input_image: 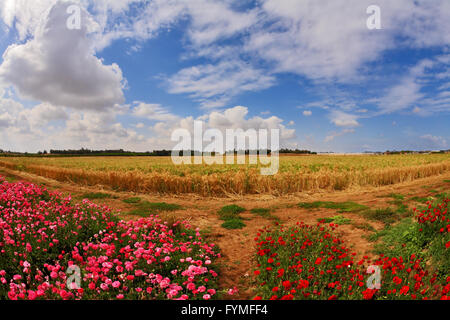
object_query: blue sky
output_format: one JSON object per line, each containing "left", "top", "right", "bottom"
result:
{"left": 0, "top": 0, "right": 449, "bottom": 153}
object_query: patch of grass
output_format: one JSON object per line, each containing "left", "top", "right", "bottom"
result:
{"left": 352, "top": 222, "right": 376, "bottom": 232}
{"left": 250, "top": 208, "right": 280, "bottom": 222}
{"left": 122, "top": 197, "right": 142, "bottom": 204}
{"left": 127, "top": 201, "right": 182, "bottom": 217}
{"left": 362, "top": 207, "right": 398, "bottom": 225}
{"left": 428, "top": 189, "right": 439, "bottom": 194}
{"left": 218, "top": 205, "right": 246, "bottom": 229}
{"left": 387, "top": 199, "right": 403, "bottom": 207}
{"left": 251, "top": 208, "right": 270, "bottom": 215}
{"left": 410, "top": 196, "right": 430, "bottom": 203}
{"left": 318, "top": 215, "right": 352, "bottom": 225}
{"left": 371, "top": 218, "right": 427, "bottom": 259}
{"left": 139, "top": 201, "right": 182, "bottom": 211}
{"left": 444, "top": 180, "right": 450, "bottom": 183}
{"left": 218, "top": 205, "right": 246, "bottom": 220}
{"left": 221, "top": 219, "right": 246, "bottom": 230}
{"left": 4, "top": 176, "right": 17, "bottom": 183}
{"left": 387, "top": 193, "right": 405, "bottom": 200}
{"left": 80, "top": 192, "right": 117, "bottom": 200}
{"left": 298, "top": 201, "right": 368, "bottom": 213}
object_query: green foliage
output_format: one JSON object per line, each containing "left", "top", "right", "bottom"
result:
{"left": 372, "top": 218, "right": 425, "bottom": 257}
{"left": 362, "top": 207, "right": 398, "bottom": 225}
{"left": 128, "top": 201, "right": 182, "bottom": 217}
{"left": 122, "top": 197, "right": 142, "bottom": 204}
{"left": 318, "top": 215, "right": 352, "bottom": 225}
{"left": 80, "top": 192, "right": 117, "bottom": 200}
{"left": 410, "top": 196, "right": 430, "bottom": 203}
{"left": 352, "top": 222, "right": 376, "bottom": 232}
{"left": 250, "top": 208, "right": 280, "bottom": 222}
{"left": 218, "top": 205, "right": 246, "bottom": 229}
{"left": 218, "top": 205, "right": 246, "bottom": 220}
{"left": 298, "top": 201, "right": 368, "bottom": 213}
{"left": 387, "top": 193, "right": 405, "bottom": 200}
{"left": 221, "top": 219, "right": 246, "bottom": 230}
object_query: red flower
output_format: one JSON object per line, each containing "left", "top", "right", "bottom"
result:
{"left": 399, "top": 286, "right": 409, "bottom": 295}
{"left": 362, "top": 288, "right": 377, "bottom": 300}
{"left": 393, "top": 276, "right": 402, "bottom": 285}
{"left": 315, "top": 257, "right": 322, "bottom": 265}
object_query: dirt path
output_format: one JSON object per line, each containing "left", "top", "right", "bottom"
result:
{"left": 1, "top": 167, "right": 449, "bottom": 299}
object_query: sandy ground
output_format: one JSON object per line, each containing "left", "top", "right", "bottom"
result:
{"left": 1, "top": 166, "right": 449, "bottom": 299}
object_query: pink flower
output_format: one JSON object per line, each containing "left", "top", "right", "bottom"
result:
{"left": 112, "top": 281, "right": 121, "bottom": 288}
{"left": 13, "top": 275, "right": 22, "bottom": 281}
{"left": 116, "top": 294, "right": 124, "bottom": 299}
{"left": 100, "top": 283, "right": 109, "bottom": 291}
{"left": 203, "top": 294, "right": 211, "bottom": 300}
{"left": 198, "top": 286, "right": 206, "bottom": 293}
{"left": 187, "top": 283, "right": 195, "bottom": 291}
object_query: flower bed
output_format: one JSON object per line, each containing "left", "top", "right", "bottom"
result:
{"left": 0, "top": 176, "right": 222, "bottom": 300}
{"left": 253, "top": 198, "right": 449, "bottom": 300}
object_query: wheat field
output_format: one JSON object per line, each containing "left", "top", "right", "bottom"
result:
{"left": 0, "top": 154, "right": 449, "bottom": 196}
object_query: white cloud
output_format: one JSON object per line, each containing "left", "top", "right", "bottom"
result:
{"left": 166, "top": 60, "right": 276, "bottom": 108}
{"left": 148, "top": 106, "right": 296, "bottom": 150}
{"left": 329, "top": 110, "right": 360, "bottom": 127}
{"left": 132, "top": 102, "right": 179, "bottom": 122}
{"left": 303, "top": 110, "right": 312, "bottom": 116}
{"left": 0, "top": 1, "right": 125, "bottom": 111}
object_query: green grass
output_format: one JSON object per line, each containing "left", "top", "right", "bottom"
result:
{"left": 298, "top": 201, "right": 368, "bottom": 213}
{"left": 80, "top": 192, "right": 117, "bottom": 200}
{"left": 410, "top": 196, "right": 430, "bottom": 203}
{"left": 221, "top": 219, "right": 246, "bottom": 230}
{"left": 318, "top": 215, "right": 352, "bottom": 225}
{"left": 370, "top": 218, "right": 431, "bottom": 260}
{"left": 362, "top": 207, "right": 398, "bottom": 225}
{"left": 352, "top": 222, "right": 376, "bottom": 232}
{"left": 128, "top": 201, "right": 182, "bottom": 217}
{"left": 4, "top": 176, "right": 17, "bottom": 183}
{"left": 250, "top": 208, "right": 280, "bottom": 222}
{"left": 218, "top": 205, "right": 246, "bottom": 229}
{"left": 122, "top": 197, "right": 142, "bottom": 204}
{"left": 387, "top": 193, "right": 405, "bottom": 200}
{"left": 218, "top": 205, "right": 246, "bottom": 220}
{"left": 444, "top": 180, "right": 450, "bottom": 183}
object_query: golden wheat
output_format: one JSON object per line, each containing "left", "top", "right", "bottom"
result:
{"left": 0, "top": 154, "right": 449, "bottom": 196}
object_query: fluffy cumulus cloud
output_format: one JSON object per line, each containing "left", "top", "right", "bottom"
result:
{"left": 132, "top": 102, "right": 179, "bottom": 122}
{"left": 329, "top": 110, "right": 360, "bottom": 128}
{"left": 145, "top": 106, "right": 296, "bottom": 151}
{"left": 0, "top": 0, "right": 125, "bottom": 110}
